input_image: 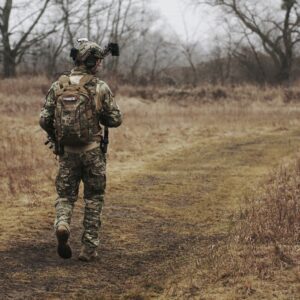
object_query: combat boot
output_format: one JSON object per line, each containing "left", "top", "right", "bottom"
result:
{"left": 56, "top": 225, "right": 72, "bottom": 259}
{"left": 78, "top": 246, "right": 98, "bottom": 262}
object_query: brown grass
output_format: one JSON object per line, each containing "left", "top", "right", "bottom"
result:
{"left": 216, "top": 158, "right": 300, "bottom": 281}
{"left": 0, "top": 75, "right": 49, "bottom": 95}
{"left": 238, "top": 159, "right": 300, "bottom": 244}
{"left": 119, "top": 83, "right": 300, "bottom": 104}
{"left": 165, "top": 155, "right": 300, "bottom": 299}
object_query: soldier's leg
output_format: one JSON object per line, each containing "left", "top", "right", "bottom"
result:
{"left": 55, "top": 152, "right": 81, "bottom": 232}
{"left": 81, "top": 147, "right": 106, "bottom": 252}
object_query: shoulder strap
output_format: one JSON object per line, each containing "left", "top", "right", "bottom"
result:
{"left": 79, "top": 74, "right": 94, "bottom": 86}
{"left": 58, "top": 75, "right": 70, "bottom": 88}
{"left": 54, "top": 75, "right": 70, "bottom": 97}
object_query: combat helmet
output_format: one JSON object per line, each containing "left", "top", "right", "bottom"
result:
{"left": 70, "top": 38, "right": 120, "bottom": 68}
{"left": 70, "top": 38, "right": 104, "bottom": 68}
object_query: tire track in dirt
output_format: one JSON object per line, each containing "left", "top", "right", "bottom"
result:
{"left": 1, "top": 128, "right": 300, "bottom": 299}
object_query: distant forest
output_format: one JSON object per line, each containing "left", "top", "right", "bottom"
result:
{"left": 1, "top": 0, "right": 300, "bottom": 85}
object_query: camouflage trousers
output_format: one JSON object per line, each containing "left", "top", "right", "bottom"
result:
{"left": 55, "top": 146, "right": 106, "bottom": 249}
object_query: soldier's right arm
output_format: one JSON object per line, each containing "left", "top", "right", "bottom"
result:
{"left": 39, "top": 82, "right": 59, "bottom": 135}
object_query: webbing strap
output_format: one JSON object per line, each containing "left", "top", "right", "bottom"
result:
{"left": 79, "top": 74, "right": 94, "bottom": 86}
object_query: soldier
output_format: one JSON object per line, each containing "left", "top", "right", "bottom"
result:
{"left": 39, "top": 39, "right": 122, "bottom": 261}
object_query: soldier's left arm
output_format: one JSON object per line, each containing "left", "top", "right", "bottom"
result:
{"left": 96, "top": 81, "right": 122, "bottom": 128}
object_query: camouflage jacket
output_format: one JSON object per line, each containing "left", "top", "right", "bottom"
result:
{"left": 39, "top": 66, "right": 122, "bottom": 138}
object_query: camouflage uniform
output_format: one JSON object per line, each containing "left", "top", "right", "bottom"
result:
{"left": 40, "top": 65, "right": 122, "bottom": 251}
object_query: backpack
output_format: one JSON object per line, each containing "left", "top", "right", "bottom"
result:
{"left": 54, "top": 74, "right": 99, "bottom": 146}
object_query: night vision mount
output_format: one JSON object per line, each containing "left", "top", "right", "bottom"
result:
{"left": 102, "top": 43, "right": 120, "bottom": 57}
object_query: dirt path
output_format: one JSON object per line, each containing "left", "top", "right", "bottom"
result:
{"left": 2, "top": 127, "right": 300, "bottom": 299}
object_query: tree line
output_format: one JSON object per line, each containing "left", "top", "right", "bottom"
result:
{"left": 1, "top": 0, "right": 300, "bottom": 85}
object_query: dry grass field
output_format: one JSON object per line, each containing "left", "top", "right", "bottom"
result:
{"left": 1, "top": 76, "right": 300, "bottom": 299}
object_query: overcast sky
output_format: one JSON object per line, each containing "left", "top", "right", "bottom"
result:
{"left": 151, "top": 0, "right": 284, "bottom": 51}
{"left": 151, "top": 0, "right": 217, "bottom": 44}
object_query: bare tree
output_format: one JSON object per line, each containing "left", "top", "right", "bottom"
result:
{"left": 194, "top": 0, "right": 300, "bottom": 83}
{"left": 231, "top": 32, "right": 269, "bottom": 83}
{"left": 45, "top": 30, "right": 67, "bottom": 77}
{"left": 117, "top": 2, "right": 159, "bottom": 83}
{"left": 108, "top": 0, "right": 133, "bottom": 73}
{"left": 0, "top": 0, "right": 56, "bottom": 77}
{"left": 84, "top": 0, "right": 114, "bottom": 42}
{"left": 208, "top": 37, "right": 233, "bottom": 85}
{"left": 56, "top": 0, "right": 79, "bottom": 47}
{"left": 179, "top": 40, "right": 200, "bottom": 86}
{"left": 169, "top": 8, "right": 203, "bottom": 87}
{"left": 95, "top": 1, "right": 115, "bottom": 44}
{"left": 147, "top": 36, "right": 179, "bottom": 84}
